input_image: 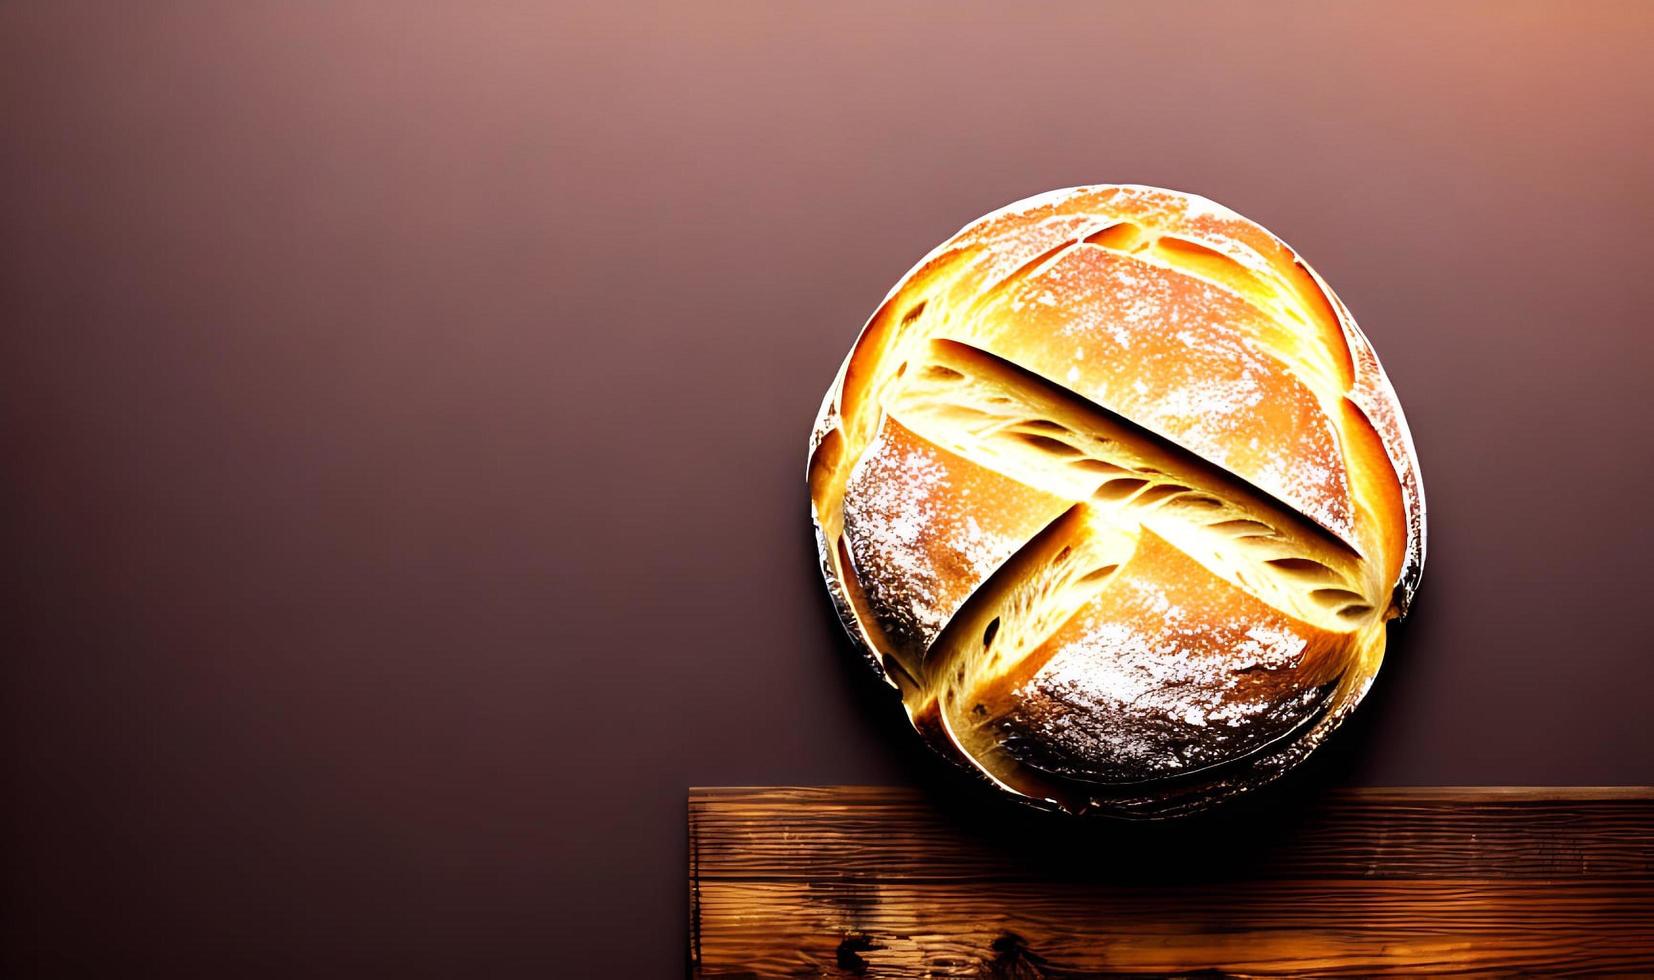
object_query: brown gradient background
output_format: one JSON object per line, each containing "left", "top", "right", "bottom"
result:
{"left": 2, "top": 1, "right": 1652, "bottom": 976}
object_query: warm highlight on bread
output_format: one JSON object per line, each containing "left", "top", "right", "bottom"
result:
{"left": 809, "top": 186, "right": 1425, "bottom": 817}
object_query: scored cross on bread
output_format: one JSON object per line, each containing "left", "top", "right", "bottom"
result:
{"left": 809, "top": 186, "right": 1424, "bottom": 816}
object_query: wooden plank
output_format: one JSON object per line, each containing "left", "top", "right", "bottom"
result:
{"left": 690, "top": 786, "right": 1654, "bottom": 977}
{"left": 692, "top": 786, "right": 1654, "bottom": 883}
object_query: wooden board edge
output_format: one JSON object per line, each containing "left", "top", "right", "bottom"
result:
{"left": 691, "top": 784, "right": 1654, "bottom": 806}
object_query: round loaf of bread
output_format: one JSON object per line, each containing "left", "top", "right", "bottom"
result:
{"left": 808, "top": 186, "right": 1424, "bottom": 817}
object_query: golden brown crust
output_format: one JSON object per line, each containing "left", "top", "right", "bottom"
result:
{"left": 808, "top": 186, "right": 1424, "bottom": 816}
{"left": 841, "top": 416, "right": 1070, "bottom": 663}
{"left": 978, "top": 529, "right": 1349, "bottom": 787}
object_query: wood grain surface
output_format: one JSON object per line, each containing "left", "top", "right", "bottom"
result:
{"left": 689, "top": 786, "right": 1654, "bottom": 977}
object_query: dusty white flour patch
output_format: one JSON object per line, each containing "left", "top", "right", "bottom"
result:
{"left": 842, "top": 434, "right": 1024, "bottom": 652}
